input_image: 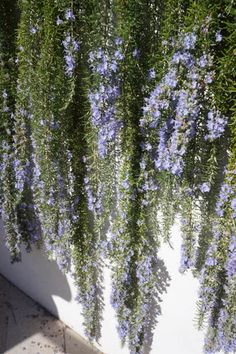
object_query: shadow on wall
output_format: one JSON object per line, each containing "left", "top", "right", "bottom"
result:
{"left": 0, "top": 219, "right": 72, "bottom": 353}
{"left": 143, "top": 258, "right": 171, "bottom": 354}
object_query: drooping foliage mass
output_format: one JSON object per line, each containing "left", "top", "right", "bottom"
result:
{"left": 0, "top": 0, "right": 235, "bottom": 353}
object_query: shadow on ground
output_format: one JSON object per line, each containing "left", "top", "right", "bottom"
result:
{"left": 0, "top": 274, "right": 102, "bottom": 354}
{"left": 0, "top": 217, "right": 103, "bottom": 354}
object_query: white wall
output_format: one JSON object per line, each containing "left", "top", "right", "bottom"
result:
{"left": 0, "top": 219, "right": 214, "bottom": 354}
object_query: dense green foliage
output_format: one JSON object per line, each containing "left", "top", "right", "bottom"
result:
{"left": 0, "top": 1, "right": 235, "bottom": 353}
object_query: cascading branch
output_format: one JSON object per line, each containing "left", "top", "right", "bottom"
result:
{"left": 0, "top": 0, "right": 235, "bottom": 353}
{"left": 88, "top": 39, "right": 124, "bottom": 158}
{"left": 14, "top": 0, "right": 77, "bottom": 271}
{"left": 142, "top": 25, "right": 229, "bottom": 272}
{"left": 196, "top": 155, "right": 236, "bottom": 354}
{"left": 0, "top": 0, "right": 23, "bottom": 261}
{"left": 108, "top": 1, "right": 172, "bottom": 353}
{"left": 194, "top": 2, "right": 236, "bottom": 352}
{"left": 13, "top": 0, "right": 43, "bottom": 256}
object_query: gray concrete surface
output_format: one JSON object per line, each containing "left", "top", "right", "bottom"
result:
{"left": 0, "top": 274, "right": 103, "bottom": 354}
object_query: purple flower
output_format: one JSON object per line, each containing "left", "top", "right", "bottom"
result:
{"left": 206, "top": 257, "right": 216, "bottom": 266}
{"left": 97, "top": 60, "right": 108, "bottom": 75}
{"left": 216, "top": 183, "right": 234, "bottom": 217}
{"left": 221, "top": 183, "right": 233, "bottom": 200}
{"left": 115, "top": 37, "right": 123, "bottom": 46}
{"left": 140, "top": 159, "right": 146, "bottom": 170}
{"left": 88, "top": 46, "right": 123, "bottom": 157}
{"left": 205, "top": 111, "right": 227, "bottom": 140}
{"left": 47, "top": 197, "right": 54, "bottom": 206}
{"left": 216, "top": 201, "right": 224, "bottom": 217}
{"left": 62, "top": 33, "right": 79, "bottom": 77}
{"left": 145, "top": 142, "right": 152, "bottom": 151}
{"left": 121, "top": 178, "right": 129, "bottom": 190}
{"left": 231, "top": 198, "right": 236, "bottom": 211}
{"left": 65, "top": 9, "right": 75, "bottom": 21}
{"left": 179, "top": 244, "right": 194, "bottom": 273}
{"left": 65, "top": 54, "right": 75, "bottom": 75}
{"left": 72, "top": 40, "right": 80, "bottom": 52}
{"left": 225, "top": 236, "right": 236, "bottom": 277}
{"left": 114, "top": 50, "right": 124, "bottom": 60}
{"left": 172, "top": 51, "right": 182, "bottom": 64}
{"left": 183, "top": 32, "right": 197, "bottom": 50}
{"left": 200, "top": 182, "right": 211, "bottom": 193}
{"left": 136, "top": 256, "right": 152, "bottom": 284}
{"left": 216, "top": 31, "right": 222, "bottom": 42}
{"left": 56, "top": 16, "right": 63, "bottom": 25}
{"left": 148, "top": 69, "right": 156, "bottom": 79}
{"left": 132, "top": 48, "right": 139, "bottom": 58}
{"left": 2, "top": 89, "right": 7, "bottom": 99}
{"left": 205, "top": 72, "right": 213, "bottom": 84}
{"left": 110, "top": 61, "right": 118, "bottom": 72}
{"left": 30, "top": 26, "right": 37, "bottom": 34}
{"left": 164, "top": 69, "right": 177, "bottom": 88}
{"left": 199, "top": 54, "right": 208, "bottom": 68}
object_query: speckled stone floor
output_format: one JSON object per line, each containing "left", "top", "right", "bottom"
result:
{"left": 0, "top": 274, "right": 103, "bottom": 354}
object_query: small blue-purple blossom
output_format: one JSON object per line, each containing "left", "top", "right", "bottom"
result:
{"left": 56, "top": 16, "right": 63, "bottom": 25}
{"left": 172, "top": 51, "right": 194, "bottom": 68}
{"left": 88, "top": 44, "right": 123, "bottom": 157}
{"left": 205, "top": 111, "right": 227, "bottom": 140}
{"left": 121, "top": 176, "right": 129, "bottom": 190}
{"left": 198, "top": 54, "right": 208, "bottom": 68}
{"left": 140, "top": 159, "right": 146, "bottom": 170}
{"left": 148, "top": 68, "right": 156, "bottom": 79}
{"left": 225, "top": 236, "right": 236, "bottom": 278}
{"left": 115, "top": 37, "right": 123, "bottom": 46}
{"left": 136, "top": 256, "right": 153, "bottom": 285}
{"left": 216, "top": 183, "right": 233, "bottom": 217}
{"left": 183, "top": 32, "right": 197, "bottom": 50}
{"left": 216, "top": 201, "right": 224, "bottom": 217}
{"left": 132, "top": 48, "right": 139, "bottom": 58}
{"left": 205, "top": 72, "right": 213, "bottom": 84}
{"left": 114, "top": 50, "right": 124, "bottom": 60}
{"left": 216, "top": 307, "right": 236, "bottom": 353}
{"left": 179, "top": 243, "right": 194, "bottom": 273}
{"left": 65, "top": 8, "right": 75, "bottom": 21}
{"left": 216, "top": 31, "right": 222, "bottom": 42}
{"left": 141, "top": 32, "right": 215, "bottom": 178}
{"left": 64, "top": 55, "right": 75, "bottom": 75}
{"left": 84, "top": 174, "right": 103, "bottom": 216}
{"left": 200, "top": 182, "right": 211, "bottom": 193}
{"left": 152, "top": 87, "right": 198, "bottom": 176}
{"left": 231, "top": 198, "right": 236, "bottom": 211}
{"left": 205, "top": 256, "right": 216, "bottom": 266}
{"left": 2, "top": 89, "right": 9, "bottom": 112}
{"left": 2, "top": 89, "right": 7, "bottom": 99}
{"left": 62, "top": 33, "right": 79, "bottom": 77}
{"left": 164, "top": 69, "right": 177, "bottom": 88}
{"left": 30, "top": 26, "right": 37, "bottom": 34}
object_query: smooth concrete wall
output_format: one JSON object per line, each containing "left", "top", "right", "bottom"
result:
{"left": 0, "top": 219, "right": 219, "bottom": 354}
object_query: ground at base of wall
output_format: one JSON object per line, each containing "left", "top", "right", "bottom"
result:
{"left": 0, "top": 274, "right": 103, "bottom": 354}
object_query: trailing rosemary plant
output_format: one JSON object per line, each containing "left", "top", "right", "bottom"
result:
{"left": 0, "top": 0, "right": 235, "bottom": 352}
{"left": 0, "top": 0, "right": 22, "bottom": 261}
